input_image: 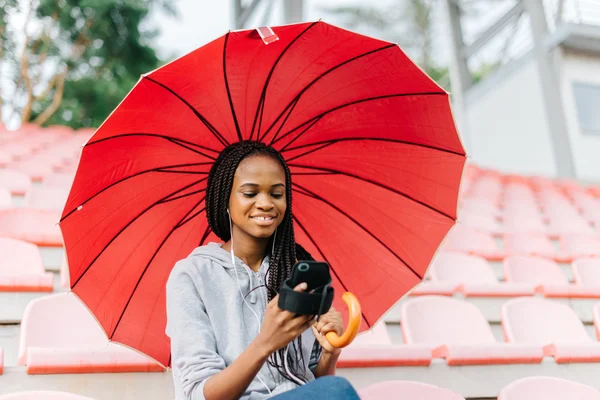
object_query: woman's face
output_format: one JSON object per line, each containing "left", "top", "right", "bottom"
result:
{"left": 228, "top": 154, "right": 287, "bottom": 240}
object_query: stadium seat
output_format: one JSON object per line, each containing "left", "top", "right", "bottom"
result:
{"left": 547, "top": 215, "right": 595, "bottom": 237}
{"left": 498, "top": 376, "right": 600, "bottom": 400}
{"left": 0, "top": 170, "right": 32, "bottom": 196}
{"left": 401, "top": 296, "right": 543, "bottom": 365}
{"left": 504, "top": 233, "right": 568, "bottom": 261}
{"left": 0, "top": 346, "right": 3, "bottom": 374}
{"left": 459, "top": 212, "right": 503, "bottom": 236}
{"left": 0, "top": 391, "right": 95, "bottom": 400}
{"left": 573, "top": 258, "right": 600, "bottom": 288}
{"left": 0, "top": 188, "right": 10, "bottom": 208}
{"left": 440, "top": 224, "right": 504, "bottom": 260}
{"left": 60, "top": 258, "right": 70, "bottom": 289}
{"left": 0, "top": 208, "right": 62, "bottom": 247}
{"left": 502, "top": 297, "right": 600, "bottom": 363}
{"left": 25, "top": 186, "right": 69, "bottom": 211}
{"left": 428, "top": 252, "right": 534, "bottom": 297}
{"left": 504, "top": 255, "right": 599, "bottom": 298}
{"left": 44, "top": 173, "right": 76, "bottom": 189}
{"left": 0, "top": 238, "right": 53, "bottom": 292}
{"left": 8, "top": 159, "right": 53, "bottom": 182}
{"left": 18, "top": 293, "right": 165, "bottom": 374}
{"left": 359, "top": 380, "right": 465, "bottom": 400}
{"left": 337, "top": 322, "right": 432, "bottom": 367}
{"left": 561, "top": 235, "right": 600, "bottom": 258}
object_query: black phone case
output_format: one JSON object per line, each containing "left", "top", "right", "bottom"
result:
{"left": 289, "top": 261, "right": 330, "bottom": 291}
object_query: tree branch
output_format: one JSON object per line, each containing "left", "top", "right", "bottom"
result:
{"left": 33, "top": 68, "right": 68, "bottom": 125}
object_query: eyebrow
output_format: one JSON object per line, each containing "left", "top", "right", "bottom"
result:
{"left": 240, "top": 183, "right": 285, "bottom": 188}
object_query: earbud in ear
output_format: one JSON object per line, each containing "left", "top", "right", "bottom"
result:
{"left": 226, "top": 208, "right": 230, "bottom": 214}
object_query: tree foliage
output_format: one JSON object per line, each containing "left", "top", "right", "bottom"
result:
{"left": 1, "top": 0, "right": 176, "bottom": 129}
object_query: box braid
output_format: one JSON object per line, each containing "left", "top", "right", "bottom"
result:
{"left": 206, "top": 140, "right": 316, "bottom": 384}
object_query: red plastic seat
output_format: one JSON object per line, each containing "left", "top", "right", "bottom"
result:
{"left": 0, "top": 169, "right": 32, "bottom": 196}
{"left": 0, "top": 238, "right": 53, "bottom": 292}
{"left": 429, "top": 252, "right": 534, "bottom": 297}
{"left": 502, "top": 297, "right": 600, "bottom": 363}
{"left": 359, "top": 380, "right": 465, "bottom": 400}
{"left": 441, "top": 224, "right": 504, "bottom": 260}
{"left": 18, "top": 293, "right": 164, "bottom": 374}
{"left": 0, "top": 391, "right": 95, "bottom": 400}
{"left": 504, "top": 233, "right": 569, "bottom": 262}
{"left": 402, "top": 296, "right": 543, "bottom": 365}
{"left": 0, "top": 208, "right": 62, "bottom": 247}
{"left": 504, "top": 255, "right": 598, "bottom": 298}
{"left": 561, "top": 235, "right": 600, "bottom": 258}
{"left": 498, "top": 376, "right": 600, "bottom": 400}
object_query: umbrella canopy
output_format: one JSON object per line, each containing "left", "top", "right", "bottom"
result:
{"left": 60, "top": 21, "right": 466, "bottom": 367}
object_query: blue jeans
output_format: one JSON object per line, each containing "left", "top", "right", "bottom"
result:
{"left": 271, "top": 376, "right": 360, "bottom": 399}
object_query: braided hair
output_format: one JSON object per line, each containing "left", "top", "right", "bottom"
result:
{"left": 206, "top": 140, "right": 315, "bottom": 383}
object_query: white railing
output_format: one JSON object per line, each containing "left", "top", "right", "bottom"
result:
{"left": 545, "top": 0, "right": 600, "bottom": 30}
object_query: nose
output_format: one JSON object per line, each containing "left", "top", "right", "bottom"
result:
{"left": 255, "top": 193, "right": 274, "bottom": 210}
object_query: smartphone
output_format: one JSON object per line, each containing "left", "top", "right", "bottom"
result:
{"left": 289, "top": 260, "right": 331, "bottom": 292}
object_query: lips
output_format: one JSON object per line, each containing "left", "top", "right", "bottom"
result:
{"left": 251, "top": 215, "right": 277, "bottom": 226}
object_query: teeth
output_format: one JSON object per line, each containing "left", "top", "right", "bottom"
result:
{"left": 254, "top": 216, "right": 273, "bottom": 221}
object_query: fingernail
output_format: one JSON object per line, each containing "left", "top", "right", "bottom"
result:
{"left": 300, "top": 283, "right": 307, "bottom": 289}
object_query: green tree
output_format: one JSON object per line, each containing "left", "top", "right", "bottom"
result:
{"left": 2, "top": 0, "right": 176, "bottom": 129}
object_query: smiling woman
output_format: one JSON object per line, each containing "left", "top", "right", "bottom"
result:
{"left": 165, "top": 140, "right": 357, "bottom": 400}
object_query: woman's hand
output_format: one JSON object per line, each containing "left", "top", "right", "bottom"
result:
{"left": 255, "top": 283, "right": 315, "bottom": 354}
{"left": 311, "top": 307, "right": 343, "bottom": 355}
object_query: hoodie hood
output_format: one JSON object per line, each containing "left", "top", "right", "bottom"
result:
{"left": 189, "top": 242, "right": 270, "bottom": 271}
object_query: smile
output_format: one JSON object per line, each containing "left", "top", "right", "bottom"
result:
{"left": 251, "top": 216, "right": 275, "bottom": 221}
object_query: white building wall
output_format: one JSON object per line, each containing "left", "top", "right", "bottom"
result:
{"left": 559, "top": 49, "right": 600, "bottom": 182}
{"left": 463, "top": 56, "right": 558, "bottom": 177}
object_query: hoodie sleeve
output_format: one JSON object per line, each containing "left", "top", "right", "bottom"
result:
{"left": 166, "top": 262, "right": 226, "bottom": 400}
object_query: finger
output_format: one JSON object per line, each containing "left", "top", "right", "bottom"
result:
{"left": 319, "top": 323, "right": 337, "bottom": 334}
{"left": 293, "top": 282, "right": 308, "bottom": 292}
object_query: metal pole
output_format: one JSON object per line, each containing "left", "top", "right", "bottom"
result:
{"left": 523, "top": 0, "right": 576, "bottom": 177}
{"left": 444, "top": 0, "right": 472, "bottom": 152}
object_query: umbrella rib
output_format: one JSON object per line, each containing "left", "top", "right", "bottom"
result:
{"left": 293, "top": 183, "right": 423, "bottom": 281}
{"left": 273, "top": 92, "right": 447, "bottom": 149}
{"left": 250, "top": 21, "right": 319, "bottom": 141}
{"left": 110, "top": 197, "right": 206, "bottom": 338}
{"left": 61, "top": 163, "right": 212, "bottom": 222}
{"left": 160, "top": 187, "right": 207, "bottom": 204}
{"left": 70, "top": 178, "right": 207, "bottom": 289}
{"left": 165, "top": 138, "right": 217, "bottom": 160}
{"left": 284, "top": 138, "right": 465, "bottom": 164}
{"left": 143, "top": 76, "right": 230, "bottom": 147}
{"left": 86, "top": 133, "right": 221, "bottom": 155}
{"left": 292, "top": 214, "right": 372, "bottom": 328}
{"left": 223, "top": 32, "right": 243, "bottom": 141}
{"left": 199, "top": 225, "right": 212, "bottom": 246}
{"left": 288, "top": 163, "right": 454, "bottom": 221}
{"left": 261, "top": 43, "right": 396, "bottom": 144}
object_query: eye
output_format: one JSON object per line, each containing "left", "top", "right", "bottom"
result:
{"left": 243, "top": 193, "right": 257, "bottom": 198}
{"left": 271, "top": 193, "right": 284, "bottom": 199}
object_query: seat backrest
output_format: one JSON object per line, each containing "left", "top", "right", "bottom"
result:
{"left": 0, "top": 169, "right": 32, "bottom": 195}
{"left": 443, "top": 224, "right": 500, "bottom": 253}
{"left": 0, "top": 391, "right": 95, "bottom": 400}
{"left": 0, "top": 237, "right": 44, "bottom": 275}
{"left": 0, "top": 188, "right": 10, "bottom": 207}
{"left": 502, "top": 298, "right": 591, "bottom": 343}
{"left": 25, "top": 186, "right": 69, "bottom": 211}
{"left": 504, "top": 256, "right": 567, "bottom": 285}
{"left": 359, "top": 380, "right": 465, "bottom": 400}
{"left": 562, "top": 235, "right": 600, "bottom": 257}
{"left": 44, "top": 173, "right": 76, "bottom": 189}
{"left": 430, "top": 252, "right": 497, "bottom": 284}
{"left": 573, "top": 258, "right": 600, "bottom": 286}
{"left": 18, "top": 293, "right": 109, "bottom": 365}
{"left": 594, "top": 303, "right": 600, "bottom": 341}
{"left": 351, "top": 322, "right": 391, "bottom": 345}
{"left": 505, "top": 233, "right": 556, "bottom": 256}
{"left": 498, "top": 376, "right": 600, "bottom": 400}
{"left": 402, "top": 296, "right": 495, "bottom": 345}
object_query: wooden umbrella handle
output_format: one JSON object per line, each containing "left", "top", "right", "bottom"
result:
{"left": 324, "top": 292, "right": 361, "bottom": 348}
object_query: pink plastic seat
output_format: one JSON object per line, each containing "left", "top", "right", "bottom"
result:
{"left": 8, "top": 159, "right": 53, "bottom": 182}
{"left": 502, "top": 297, "right": 600, "bottom": 363}
{"left": 18, "top": 293, "right": 164, "bottom": 374}
{"left": 504, "top": 233, "right": 569, "bottom": 262}
{"left": 459, "top": 212, "right": 503, "bottom": 236}
{"left": 502, "top": 213, "right": 547, "bottom": 234}
{"left": 402, "top": 296, "right": 543, "bottom": 365}
{"left": 359, "top": 380, "right": 465, "bottom": 400}
{"left": 561, "top": 235, "right": 600, "bottom": 258}
{"left": 573, "top": 258, "right": 600, "bottom": 288}
{"left": 547, "top": 215, "right": 595, "bottom": 237}
{"left": 0, "top": 346, "right": 3, "bottom": 374}
{"left": 498, "top": 376, "right": 600, "bottom": 400}
{"left": 0, "top": 391, "right": 95, "bottom": 400}
{"left": 60, "top": 258, "right": 70, "bottom": 289}
{"left": 0, "top": 208, "right": 62, "bottom": 247}
{"left": 44, "top": 173, "right": 76, "bottom": 189}
{"left": 0, "top": 169, "right": 32, "bottom": 196}
{"left": 25, "top": 186, "right": 69, "bottom": 211}
{"left": 429, "top": 252, "right": 534, "bottom": 297}
{"left": 504, "top": 256, "right": 597, "bottom": 298}
{"left": 0, "top": 188, "right": 10, "bottom": 208}
{"left": 0, "top": 238, "right": 53, "bottom": 292}
{"left": 441, "top": 224, "right": 504, "bottom": 260}
{"left": 337, "top": 322, "right": 432, "bottom": 367}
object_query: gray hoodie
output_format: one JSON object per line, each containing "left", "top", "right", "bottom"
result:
{"left": 165, "top": 242, "right": 321, "bottom": 400}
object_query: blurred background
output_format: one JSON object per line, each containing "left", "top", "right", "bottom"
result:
{"left": 1, "top": 0, "right": 599, "bottom": 180}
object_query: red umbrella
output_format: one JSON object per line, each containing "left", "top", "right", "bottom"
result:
{"left": 60, "top": 21, "right": 466, "bottom": 367}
